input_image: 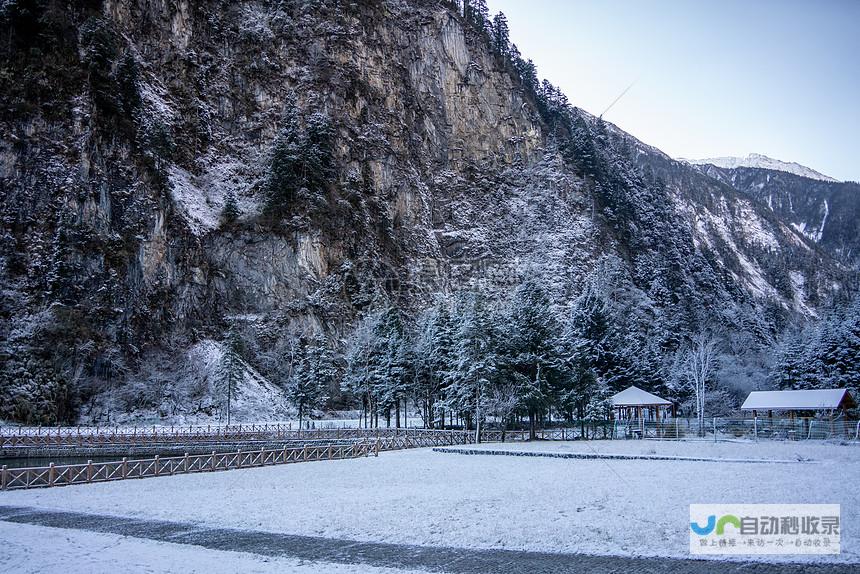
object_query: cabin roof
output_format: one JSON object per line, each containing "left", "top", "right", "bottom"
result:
{"left": 740, "top": 389, "right": 856, "bottom": 411}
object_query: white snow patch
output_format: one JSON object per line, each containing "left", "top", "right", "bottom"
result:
{"left": 815, "top": 199, "right": 829, "bottom": 242}
{"left": 690, "top": 198, "right": 779, "bottom": 299}
{"left": 186, "top": 339, "right": 291, "bottom": 422}
{"left": 168, "top": 165, "right": 220, "bottom": 234}
{"left": 789, "top": 270, "right": 816, "bottom": 316}
{"left": 737, "top": 200, "right": 779, "bottom": 251}
{"left": 167, "top": 159, "right": 261, "bottom": 235}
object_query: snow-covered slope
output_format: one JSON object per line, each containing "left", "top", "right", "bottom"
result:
{"left": 682, "top": 153, "right": 839, "bottom": 182}
{"left": 80, "top": 339, "right": 292, "bottom": 425}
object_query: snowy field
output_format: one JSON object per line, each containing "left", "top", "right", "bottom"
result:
{"left": 1, "top": 439, "right": 857, "bottom": 569}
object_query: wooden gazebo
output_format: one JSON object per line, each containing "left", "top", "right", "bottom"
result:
{"left": 610, "top": 386, "right": 674, "bottom": 423}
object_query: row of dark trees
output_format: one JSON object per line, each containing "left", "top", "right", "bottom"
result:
{"left": 241, "top": 252, "right": 860, "bottom": 435}
{"left": 263, "top": 257, "right": 713, "bottom": 438}
{"left": 772, "top": 298, "right": 860, "bottom": 393}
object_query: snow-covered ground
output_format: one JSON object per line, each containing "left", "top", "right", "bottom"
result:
{"left": 0, "top": 522, "right": 429, "bottom": 574}
{"left": 1, "top": 440, "right": 856, "bottom": 566}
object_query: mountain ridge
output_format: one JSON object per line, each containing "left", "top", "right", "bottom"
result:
{"left": 682, "top": 153, "right": 839, "bottom": 183}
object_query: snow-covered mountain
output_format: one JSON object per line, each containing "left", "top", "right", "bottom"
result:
{"left": 688, "top": 161, "right": 860, "bottom": 264}
{"left": 0, "top": 0, "right": 854, "bottom": 424}
{"left": 683, "top": 153, "right": 839, "bottom": 183}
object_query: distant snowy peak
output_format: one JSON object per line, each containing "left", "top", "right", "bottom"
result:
{"left": 682, "top": 153, "right": 839, "bottom": 183}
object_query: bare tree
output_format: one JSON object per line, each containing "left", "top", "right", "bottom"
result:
{"left": 486, "top": 383, "right": 520, "bottom": 442}
{"left": 683, "top": 331, "right": 718, "bottom": 436}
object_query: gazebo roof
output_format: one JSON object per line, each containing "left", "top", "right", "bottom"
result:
{"left": 741, "top": 389, "right": 856, "bottom": 411}
{"left": 610, "top": 386, "right": 672, "bottom": 407}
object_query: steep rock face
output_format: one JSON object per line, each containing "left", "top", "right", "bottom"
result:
{"left": 0, "top": 0, "right": 546, "bottom": 422}
{"left": 0, "top": 0, "right": 852, "bottom": 423}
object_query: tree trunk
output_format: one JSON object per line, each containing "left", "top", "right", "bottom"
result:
{"left": 298, "top": 403, "right": 303, "bottom": 432}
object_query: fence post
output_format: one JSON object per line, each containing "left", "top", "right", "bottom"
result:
{"left": 374, "top": 437, "right": 380, "bottom": 457}
{"left": 713, "top": 417, "right": 717, "bottom": 443}
{"left": 211, "top": 451, "right": 217, "bottom": 471}
{"left": 754, "top": 417, "right": 758, "bottom": 442}
{"left": 328, "top": 444, "right": 333, "bottom": 460}
{"left": 122, "top": 457, "right": 128, "bottom": 479}
{"left": 87, "top": 460, "right": 93, "bottom": 483}
{"left": 154, "top": 455, "right": 160, "bottom": 477}
{"left": 1, "top": 465, "right": 6, "bottom": 490}
{"left": 48, "top": 463, "right": 55, "bottom": 487}
{"left": 184, "top": 453, "right": 189, "bottom": 473}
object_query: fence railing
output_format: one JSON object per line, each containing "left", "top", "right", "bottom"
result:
{"left": 0, "top": 427, "right": 473, "bottom": 448}
{"left": 0, "top": 441, "right": 375, "bottom": 491}
{"left": 3, "top": 417, "right": 856, "bottom": 449}
{"left": 613, "top": 417, "right": 860, "bottom": 441}
{"left": 0, "top": 429, "right": 491, "bottom": 491}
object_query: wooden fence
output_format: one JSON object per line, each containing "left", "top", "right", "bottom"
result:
{"left": 0, "top": 441, "right": 377, "bottom": 491}
{"left": 0, "top": 429, "right": 498, "bottom": 491}
{"left": 0, "top": 426, "right": 477, "bottom": 448}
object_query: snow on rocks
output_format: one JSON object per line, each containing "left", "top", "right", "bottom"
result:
{"left": 684, "top": 154, "right": 839, "bottom": 183}
{"left": 185, "top": 339, "right": 291, "bottom": 421}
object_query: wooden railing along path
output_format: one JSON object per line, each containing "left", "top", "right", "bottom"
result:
{"left": 0, "top": 429, "right": 496, "bottom": 491}
{"left": 0, "top": 426, "right": 485, "bottom": 448}
{"left": 0, "top": 427, "right": 604, "bottom": 491}
{"left": 0, "top": 441, "right": 376, "bottom": 491}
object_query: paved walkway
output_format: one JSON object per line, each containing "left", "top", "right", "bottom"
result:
{"left": 0, "top": 505, "right": 852, "bottom": 573}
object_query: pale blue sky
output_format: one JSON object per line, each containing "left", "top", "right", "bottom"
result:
{"left": 486, "top": 0, "right": 859, "bottom": 182}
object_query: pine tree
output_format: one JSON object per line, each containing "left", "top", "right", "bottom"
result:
{"left": 289, "top": 334, "right": 334, "bottom": 429}
{"left": 772, "top": 333, "right": 806, "bottom": 390}
{"left": 369, "top": 307, "right": 410, "bottom": 428}
{"left": 221, "top": 190, "right": 240, "bottom": 225}
{"left": 266, "top": 103, "right": 304, "bottom": 216}
{"left": 217, "top": 329, "right": 243, "bottom": 425}
{"left": 445, "top": 291, "right": 498, "bottom": 441}
{"left": 343, "top": 310, "right": 382, "bottom": 427}
{"left": 491, "top": 12, "right": 510, "bottom": 56}
{"left": 582, "top": 378, "right": 612, "bottom": 438}
{"left": 503, "top": 277, "right": 565, "bottom": 438}
{"left": 413, "top": 296, "right": 456, "bottom": 428}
